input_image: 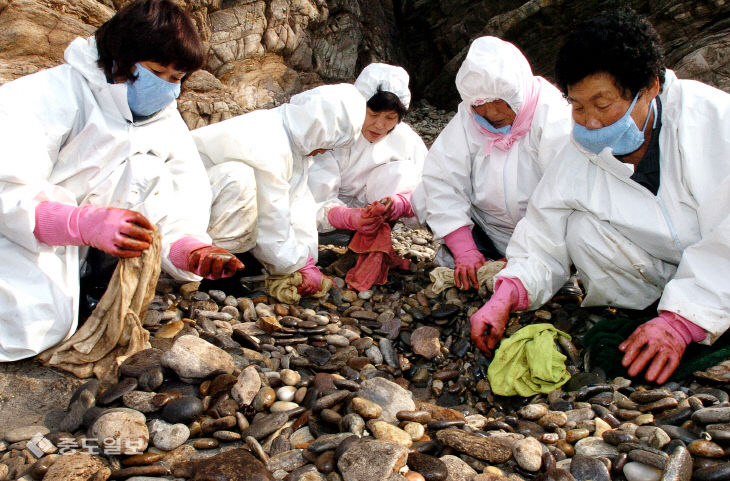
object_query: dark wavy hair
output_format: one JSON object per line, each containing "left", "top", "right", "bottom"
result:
{"left": 95, "top": 0, "right": 204, "bottom": 82}
{"left": 555, "top": 8, "right": 665, "bottom": 99}
{"left": 367, "top": 88, "right": 407, "bottom": 122}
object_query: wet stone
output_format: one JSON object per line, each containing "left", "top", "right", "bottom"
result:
{"left": 122, "top": 391, "right": 159, "bottom": 413}
{"left": 693, "top": 463, "right": 730, "bottom": 481}
{"left": 410, "top": 326, "right": 441, "bottom": 360}
{"left": 172, "top": 448, "right": 273, "bottom": 481}
{"left": 316, "top": 451, "right": 336, "bottom": 474}
{"left": 337, "top": 439, "right": 408, "bottom": 481}
{"left": 510, "top": 435, "right": 542, "bottom": 471}
{"left": 693, "top": 407, "right": 730, "bottom": 424}
{"left": 358, "top": 378, "right": 415, "bottom": 423}
{"left": 268, "top": 449, "right": 307, "bottom": 472}
{"left": 662, "top": 445, "right": 693, "bottom": 481}
{"left": 629, "top": 389, "right": 672, "bottom": 404}
{"left": 435, "top": 428, "right": 512, "bottom": 463}
{"left": 193, "top": 438, "right": 219, "bottom": 449}
{"left": 97, "top": 377, "right": 138, "bottom": 405}
{"left": 571, "top": 453, "right": 610, "bottom": 481}
{"left": 688, "top": 439, "right": 726, "bottom": 458}
{"left": 574, "top": 437, "right": 619, "bottom": 459}
{"left": 119, "top": 349, "right": 163, "bottom": 378}
{"left": 246, "top": 412, "right": 289, "bottom": 440}
{"left": 308, "top": 433, "right": 358, "bottom": 453}
{"left": 350, "top": 397, "right": 382, "bottom": 419}
{"left": 161, "top": 396, "right": 202, "bottom": 424}
{"left": 407, "top": 452, "right": 447, "bottom": 481}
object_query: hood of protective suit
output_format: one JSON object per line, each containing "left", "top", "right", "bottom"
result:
{"left": 64, "top": 37, "right": 109, "bottom": 89}
{"left": 455, "top": 36, "right": 533, "bottom": 113}
{"left": 354, "top": 63, "right": 411, "bottom": 108}
{"left": 282, "top": 84, "right": 366, "bottom": 157}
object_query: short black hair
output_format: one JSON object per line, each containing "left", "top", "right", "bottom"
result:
{"left": 95, "top": 0, "right": 204, "bottom": 82}
{"left": 367, "top": 89, "right": 407, "bottom": 122}
{"left": 555, "top": 8, "right": 665, "bottom": 99}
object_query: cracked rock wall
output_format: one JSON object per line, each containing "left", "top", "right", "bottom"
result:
{"left": 0, "top": 0, "right": 727, "bottom": 121}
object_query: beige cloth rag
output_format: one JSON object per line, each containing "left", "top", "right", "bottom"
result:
{"left": 38, "top": 230, "right": 161, "bottom": 384}
{"left": 265, "top": 272, "right": 333, "bottom": 304}
{"left": 429, "top": 260, "right": 506, "bottom": 294}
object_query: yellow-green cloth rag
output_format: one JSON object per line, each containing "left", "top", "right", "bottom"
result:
{"left": 487, "top": 323, "right": 571, "bottom": 397}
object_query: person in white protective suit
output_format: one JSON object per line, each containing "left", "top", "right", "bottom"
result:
{"left": 192, "top": 84, "right": 366, "bottom": 295}
{"left": 0, "top": 0, "right": 246, "bottom": 362}
{"left": 472, "top": 9, "right": 730, "bottom": 384}
{"left": 411, "top": 36, "right": 573, "bottom": 291}
{"left": 308, "top": 63, "right": 427, "bottom": 237}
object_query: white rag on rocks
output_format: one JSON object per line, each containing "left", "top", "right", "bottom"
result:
{"left": 38, "top": 231, "right": 161, "bottom": 383}
{"left": 429, "top": 260, "right": 506, "bottom": 294}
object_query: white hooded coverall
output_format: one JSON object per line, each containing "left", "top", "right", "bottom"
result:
{"left": 0, "top": 37, "right": 215, "bottom": 361}
{"left": 411, "top": 36, "right": 573, "bottom": 256}
{"left": 193, "top": 84, "right": 366, "bottom": 276}
{"left": 499, "top": 70, "right": 730, "bottom": 343}
{"left": 307, "top": 63, "right": 428, "bottom": 232}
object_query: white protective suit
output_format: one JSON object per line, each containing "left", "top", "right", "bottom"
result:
{"left": 499, "top": 70, "right": 730, "bottom": 343}
{"left": 0, "top": 37, "right": 214, "bottom": 361}
{"left": 308, "top": 63, "right": 428, "bottom": 231}
{"left": 193, "top": 84, "right": 366, "bottom": 275}
{"left": 411, "top": 37, "right": 572, "bottom": 256}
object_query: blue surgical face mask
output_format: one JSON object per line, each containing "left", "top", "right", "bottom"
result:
{"left": 573, "top": 93, "right": 656, "bottom": 155}
{"left": 126, "top": 63, "right": 181, "bottom": 117}
{"left": 474, "top": 113, "right": 512, "bottom": 135}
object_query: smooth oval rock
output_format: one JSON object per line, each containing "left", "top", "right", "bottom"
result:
{"left": 407, "top": 452, "right": 448, "bottom": 481}
{"left": 161, "top": 396, "right": 202, "bottom": 424}
{"left": 89, "top": 408, "right": 148, "bottom": 455}
{"left": 513, "top": 436, "right": 543, "bottom": 472}
{"left": 161, "top": 335, "right": 234, "bottom": 380}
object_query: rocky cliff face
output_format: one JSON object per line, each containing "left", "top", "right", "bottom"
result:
{"left": 399, "top": 0, "right": 730, "bottom": 108}
{"left": 0, "top": 0, "right": 727, "bottom": 126}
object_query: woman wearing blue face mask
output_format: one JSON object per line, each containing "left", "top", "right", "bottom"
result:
{"left": 472, "top": 8, "right": 730, "bottom": 384}
{"left": 0, "top": 0, "right": 246, "bottom": 361}
{"left": 411, "top": 36, "right": 573, "bottom": 290}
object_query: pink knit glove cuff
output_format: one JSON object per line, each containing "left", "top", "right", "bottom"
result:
{"left": 656, "top": 311, "right": 707, "bottom": 344}
{"left": 388, "top": 192, "right": 414, "bottom": 220}
{"left": 493, "top": 277, "right": 530, "bottom": 311}
{"left": 170, "top": 236, "right": 210, "bottom": 272}
{"left": 34, "top": 201, "right": 84, "bottom": 246}
{"left": 444, "top": 225, "right": 480, "bottom": 260}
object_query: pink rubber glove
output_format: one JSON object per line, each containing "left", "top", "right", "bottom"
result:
{"left": 170, "top": 236, "right": 244, "bottom": 280}
{"left": 443, "top": 225, "right": 486, "bottom": 289}
{"left": 379, "top": 192, "right": 414, "bottom": 221}
{"left": 470, "top": 277, "right": 529, "bottom": 357}
{"left": 619, "top": 311, "right": 706, "bottom": 384}
{"left": 34, "top": 202, "right": 152, "bottom": 258}
{"left": 327, "top": 206, "right": 384, "bottom": 234}
{"left": 298, "top": 257, "right": 324, "bottom": 296}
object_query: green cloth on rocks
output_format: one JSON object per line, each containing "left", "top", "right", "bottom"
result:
{"left": 488, "top": 323, "right": 572, "bottom": 397}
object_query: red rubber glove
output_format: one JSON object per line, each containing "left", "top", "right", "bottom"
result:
{"left": 298, "top": 257, "right": 323, "bottom": 296}
{"left": 443, "top": 226, "right": 486, "bottom": 289}
{"left": 619, "top": 312, "right": 706, "bottom": 384}
{"left": 170, "top": 237, "right": 244, "bottom": 280}
{"left": 327, "top": 206, "right": 384, "bottom": 234}
{"left": 34, "top": 202, "right": 152, "bottom": 258}
{"left": 379, "top": 192, "right": 414, "bottom": 221}
{"left": 470, "top": 277, "right": 529, "bottom": 357}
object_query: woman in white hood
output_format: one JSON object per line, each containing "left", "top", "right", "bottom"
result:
{"left": 411, "top": 36, "right": 572, "bottom": 290}
{"left": 193, "top": 84, "right": 366, "bottom": 295}
{"left": 308, "top": 63, "right": 427, "bottom": 235}
{"left": 0, "top": 0, "right": 243, "bottom": 361}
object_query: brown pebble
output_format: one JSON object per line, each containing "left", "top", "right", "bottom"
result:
{"left": 320, "top": 409, "right": 343, "bottom": 424}
{"left": 122, "top": 452, "right": 162, "bottom": 466}
{"left": 688, "top": 440, "right": 726, "bottom": 458}
{"left": 556, "top": 440, "right": 574, "bottom": 457}
{"left": 201, "top": 415, "right": 237, "bottom": 433}
{"left": 316, "top": 451, "right": 335, "bottom": 473}
{"left": 213, "top": 430, "right": 242, "bottom": 441}
{"left": 396, "top": 411, "right": 433, "bottom": 424}
{"left": 152, "top": 391, "right": 182, "bottom": 408}
{"left": 193, "top": 438, "right": 219, "bottom": 449}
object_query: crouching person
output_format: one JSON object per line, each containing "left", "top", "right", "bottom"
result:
{"left": 471, "top": 9, "right": 730, "bottom": 384}
{"left": 0, "top": 0, "right": 243, "bottom": 361}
